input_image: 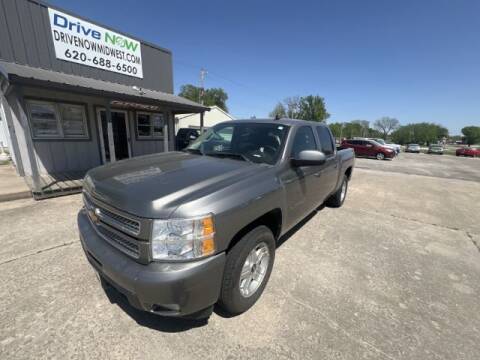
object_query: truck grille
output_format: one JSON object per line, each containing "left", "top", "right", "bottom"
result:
{"left": 95, "top": 205, "right": 140, "bottom": 236}
{"left": 97, "top": 225, "right": 140, "bottom": 258}
{"left": 83, "top": 192, "right": 142, "bottom": 258}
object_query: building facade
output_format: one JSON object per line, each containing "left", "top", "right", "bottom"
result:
{"left": 0, "top": 0, "right": 207, "bottom": 197}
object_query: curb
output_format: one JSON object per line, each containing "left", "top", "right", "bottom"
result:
{"left": 0, "top": 191, "right": 32, "bottom": 203}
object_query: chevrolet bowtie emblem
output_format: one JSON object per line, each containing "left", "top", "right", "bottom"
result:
{"left": 89, "top": 207, "right": 101, "bottom": 223}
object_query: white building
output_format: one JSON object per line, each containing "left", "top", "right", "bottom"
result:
{"left": 175, "top": 106, "right": 234, "bottom": 133}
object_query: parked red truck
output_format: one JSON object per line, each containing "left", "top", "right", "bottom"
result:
{"left": 341, "top": 139, "right": 395, "bottom": 160}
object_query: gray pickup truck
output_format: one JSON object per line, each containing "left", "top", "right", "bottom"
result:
{"left": 78, "top": 119, "right": 355, "bottom": 319}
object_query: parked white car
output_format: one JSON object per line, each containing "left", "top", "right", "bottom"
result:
{"left": 370, "top": 138, "right": 400, "bottom": 154}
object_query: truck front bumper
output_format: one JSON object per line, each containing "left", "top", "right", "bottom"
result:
{"left": 78, "top": 210, "right": 226, "bottom": 317}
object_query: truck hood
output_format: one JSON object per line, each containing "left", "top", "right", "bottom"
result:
{"left": 85, "top": 152, "right": 266, "bottom": 218}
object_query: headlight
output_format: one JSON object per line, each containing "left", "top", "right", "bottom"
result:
{"left": 151, "top": 215, "right": 215, "bottom": 260}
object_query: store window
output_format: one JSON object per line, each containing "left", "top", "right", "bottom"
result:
{"left": 27, "top": 100, "right": 88, "bottom": 139}
{"left": 136, "top": 112, "right": 165, "bottom": 138}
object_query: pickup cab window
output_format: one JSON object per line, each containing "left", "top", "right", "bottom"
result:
{"left": 316, "top": 126, "right": 334, "bottom": 156}
{"left": 187, "top": 122, "right": 290, "bottom": 165}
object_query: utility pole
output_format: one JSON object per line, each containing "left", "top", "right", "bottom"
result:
{"left": 199, "top": 68, "right": 207, "bottom": 105}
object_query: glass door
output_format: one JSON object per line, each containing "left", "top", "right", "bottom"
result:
{"left": 97, "top": 109, "right": 131, "bottom": 163}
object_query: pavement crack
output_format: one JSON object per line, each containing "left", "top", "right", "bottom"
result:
{"left": 466, "top": 232, "right": 480, "bottom": 253}
{"left": 352, "top": 208, "right": 480, "bottom": 254}
{"left": 354, "top": 208, "right": 471, "bottom": 233}
{"left": 0, "top": 241, "right": 79, "bottom": 266}
{"left": 280, "top": 290, "right": 398, "bottom": 360}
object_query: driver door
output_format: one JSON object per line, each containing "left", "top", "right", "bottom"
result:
{"left": 282, "top": 126, "right": 321, "bottom": 229}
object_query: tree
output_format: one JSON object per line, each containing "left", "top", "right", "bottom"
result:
{"left": 351, "top": 120, "right": 370, "bottom": 137}
{"left": 328, "top": 123, "right": 344, "bottom": 138}
{"left": 327, "top": 121, "right": 382, "bottom": 140}
{"left": 461, "top": 126, "right": 480, "bottom": 145}
{"left": 269, "top": 102, "right": 286, "bottom": 118}
{"left": 284, "top": 96, "right": 302, "bottom": 119}
{"left": 298, "top": 95, "right": 330, "bottom": 122}
{"left": 270, "top": 95, "right": 329, "bottom": 121}
{"left": 178, "top": 84, "right": 229, "bottom": 111}
{"left": 390, "top": 123, "right": 449, "bottom": 145}
{"left": 373, "top": 117, "right": 400, "bottom": 139}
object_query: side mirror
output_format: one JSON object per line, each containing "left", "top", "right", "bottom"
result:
{"left": 291, "top": 150, "right": 326, "bottom": 167}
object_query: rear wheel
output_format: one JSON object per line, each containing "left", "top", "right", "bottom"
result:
{"left": 219, "top": 226, "right": 275, "bottom": 315}
{"left": 376, "top": 152, "right": 385, "bottom": 160}
{"left": 326, "top": 174, "right": 348, "bottom": 208}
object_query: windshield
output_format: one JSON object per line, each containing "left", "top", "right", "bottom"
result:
{"left": 375, "top": 139, "right": 386, "bottom": 145}
{"left": 186, "top": 122, "right": 290, "bottom": 165}
{"left": 369, "top": 140, "right": 383, "bottom": 147}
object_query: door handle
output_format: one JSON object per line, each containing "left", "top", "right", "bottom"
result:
{"left": 314, "top": 172, "right": 321, "bottom": 177}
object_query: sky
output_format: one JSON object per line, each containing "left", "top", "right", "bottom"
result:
{"left": 49, "top": 0, "right": 480, "bottom": 135}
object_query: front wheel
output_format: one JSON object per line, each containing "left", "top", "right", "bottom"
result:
{"left": 376, "top": 152, "right": 385, "bottom": 160}
{"left": 218, "top": 226, "right": 276, "bottom": 315}
{"left": 326, "top": 174, "right": 348, "bottom": 208}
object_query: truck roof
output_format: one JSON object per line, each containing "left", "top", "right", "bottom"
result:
{"left": 226, "top": 118, "right": 329, "bottom": 128}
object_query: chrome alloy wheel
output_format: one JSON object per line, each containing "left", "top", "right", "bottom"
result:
{"left": 239, "top": 242, "right": 270, "bottom": 298}
{"left": 376, "top": 153, "right": 385, "bottom": 160}
{"left": 340, "top": 180, "right": 347, "bottom": 203}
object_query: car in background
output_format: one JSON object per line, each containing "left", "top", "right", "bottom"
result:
{"left": 341, "top": 139, "right": 395, "bottom": 160}
{"left": 427, "top": 144, "right": 444, "bottom": 155}
{"left": 456, "top": 147, "right": 480, "bottom": 157}
{"left": 371, "top": 138, "right": 401, "bottom": 154}
{"left": 405, "top": 144, "right": 421, "bottom": 153}
{"left": 176, "top": 128, "right": 200, "bottom": 150}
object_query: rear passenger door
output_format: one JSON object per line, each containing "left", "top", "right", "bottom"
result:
{"left": 315, "top": 126, "right": 338, "bottom": 199}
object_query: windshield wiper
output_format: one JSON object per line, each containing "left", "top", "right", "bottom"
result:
{"left": 205, "top": 152, "right": 252, "bottom": 163}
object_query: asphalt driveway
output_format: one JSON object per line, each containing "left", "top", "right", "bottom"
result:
{"left": 1, "top": 154, "right": 479, "bottom": 359}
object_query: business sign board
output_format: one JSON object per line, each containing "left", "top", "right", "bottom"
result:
{"left": 48, "top": 8, "right": 143, "bottom": 78}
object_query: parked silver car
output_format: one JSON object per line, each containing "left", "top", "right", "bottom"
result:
{"left": 428, "top": 144, "right": 444, "bottom": 155}
{"left": 405, "top": 144, "right": 421, "bottom": 153}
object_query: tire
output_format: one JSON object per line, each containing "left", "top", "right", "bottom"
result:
{"left": 326, "top": 174, "right": 348, "bottom": 208}
{"left": 218, "top": 226, "right": 276, "bottom": 315}
{"left": 376, "top": 152, "right": 385, "bottom": 160}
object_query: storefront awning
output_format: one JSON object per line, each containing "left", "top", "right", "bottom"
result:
{"left": 0, "top": 61, "right": 209, "bottom": 114}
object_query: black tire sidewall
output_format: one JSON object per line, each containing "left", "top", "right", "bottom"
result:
{"left": 340, "top": 175, "right": 348, "bottom": 206}
{"left": 326, "top": 174, "right": 348, "bottom": 208}
{"left": 219, "top": 226, "right": 276, "bottom": 315}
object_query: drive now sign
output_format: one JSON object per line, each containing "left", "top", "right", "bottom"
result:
{"left": 48, "top": 8, "right": 143, "bottom": 78}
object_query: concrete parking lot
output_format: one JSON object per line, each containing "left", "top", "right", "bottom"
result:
{"left": 1, "top": 153, "right": 479, "bottom": 359}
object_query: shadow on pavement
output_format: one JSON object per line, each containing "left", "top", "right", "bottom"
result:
{"left": 102, "top": 285, "right": 209, "bottom": 333}
{"left": 277, "top": 204, "right": 325, "bottom": 249}
{"left": 100, "top": 203, "right": 327, "bottom": 327}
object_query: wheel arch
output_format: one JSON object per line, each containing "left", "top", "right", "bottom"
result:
{"left": 345, "top": 166, "right": 353, "bottom": 180}
{"left": 226, "top": 208, "right": 283, "bottom": 253}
